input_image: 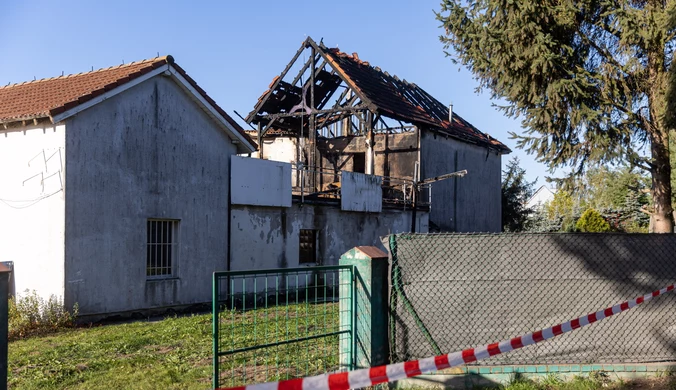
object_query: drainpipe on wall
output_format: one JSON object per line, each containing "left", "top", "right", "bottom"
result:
{"left": 226, "top": 159, "right": 233, "bottom": 308}
{"left": 0, "top": 262, "right": 11, "bottom": 390}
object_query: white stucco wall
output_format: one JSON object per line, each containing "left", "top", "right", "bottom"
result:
{"left": 255, "top": 137, "right": 297, "bottom": 163}
{"left": 0, "top": 124, "right": 66, "bottom": 300}
{"left": 64, "top": 75, "right": 236, "bottom": 316}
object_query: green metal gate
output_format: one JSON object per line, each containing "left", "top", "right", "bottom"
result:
{"left": 212, "top": 266, "right": 355, "bottom": 389}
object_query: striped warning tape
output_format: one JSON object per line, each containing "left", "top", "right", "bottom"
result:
{"left": 219, "top": 283, "right": 675, "bottom": 390}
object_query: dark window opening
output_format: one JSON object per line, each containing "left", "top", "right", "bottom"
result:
{"left": 299, "top": 229, "right": 317, "bottom": 264}
{"left": 353, "top": 153, "right": 365, "bottom": 174}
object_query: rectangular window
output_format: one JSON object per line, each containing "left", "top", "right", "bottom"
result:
{"left": 352, "top": 153, "right": 365, "bottom": 174}
{"left": 299, "top": 229, "right": 317, "bottom": 264}
{"left": 147, "top": 219, "right": 180, "bottom": 278}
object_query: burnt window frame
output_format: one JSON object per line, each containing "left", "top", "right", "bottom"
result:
{"left": 299, "top": 229, "right": 318, "bottom": 264}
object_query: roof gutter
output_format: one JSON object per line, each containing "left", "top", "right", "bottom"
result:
{"left": 0, "top": 115, "right": 51, "bottom": 129}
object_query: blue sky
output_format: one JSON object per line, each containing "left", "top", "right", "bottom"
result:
{"left": 1, "top": 0, "right": 552, "bottom": 187}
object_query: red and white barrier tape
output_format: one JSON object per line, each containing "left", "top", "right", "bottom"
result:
{"left": 219, "top": 283, "right": 675, "bottom": 390}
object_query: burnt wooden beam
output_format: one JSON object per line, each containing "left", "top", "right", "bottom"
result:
{"left": 261, "top": 117, "right": 278, "bottom": 137}
{"left": 315, "top": 93, "right": 365, "bottom": 130}
{"left": 377, "top": 116, "right": 392, "bottom": 133}
{"left": 246, "top": 39, "right": 309, "bottom": 123}
{"left": 295, "top": 58, "right": 326, "bottom": 89}
{"left": 290, "top": 53, "right": 319, "bottom": 87}
{"left": 309, "top": 45, "right": 317, "bottom": 187}
{"left": 374, "top": 148, "right": 420, "bottom": 155}
{"left": 331, "top": 85, "right": 351, "bottom": 108}
{"left": 305, "top": 37, "right": 379, "bottom": 113}
{"left": 257, "top": 122, "right": 264, "bottom": 158}
{"left": 234, "top": 110, "right": 256, "bottom": 130}
{"left": 260, "top": 104, "right": 369, "bottom": 120}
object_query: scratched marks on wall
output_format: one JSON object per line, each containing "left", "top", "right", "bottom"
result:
{"left": 23, "top": 147, "right": 64, "bottom": 195}
{"left": 0, "top": 146, "right": 64, "bottom": 209}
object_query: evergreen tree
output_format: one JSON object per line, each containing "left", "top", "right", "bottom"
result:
{"left": 623, "top": 188, "right": 651, "bottom": 232}
{"left": 501, "top": 157, "right": 536, "bottom": 232}
{"left": 576, "top": 209, "right": 612, "bottom": 232}
{"left": 528, "top": 206, "right": 563, "bottom": 232}
{"left": 438, "top": 0, "right": 676, "bottom": 232}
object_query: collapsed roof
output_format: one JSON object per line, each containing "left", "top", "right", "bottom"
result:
{"left": 246, "top": 37, "right": 510, "bottom": 153}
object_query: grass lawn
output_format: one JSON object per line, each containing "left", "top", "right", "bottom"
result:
{"left": 9, "top": 313, "right": 214, "bottom": 390}
{"left": 9, "top": 302, "right": 343, "bottom": 390}
{"left": 9, "top": 303, "right": 676, "bottom": 390}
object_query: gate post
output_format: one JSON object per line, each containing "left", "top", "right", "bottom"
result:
{"left": 339, "top": 246, "right": 389, "bottom": 370}
{"left": 0, "top": 262, "right": 11, "bottom": 390}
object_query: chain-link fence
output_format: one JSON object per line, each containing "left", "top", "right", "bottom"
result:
{"left": 385, "top": 233, "right": 676, "bottom": 365}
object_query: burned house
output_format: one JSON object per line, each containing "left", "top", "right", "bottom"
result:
{"left": 243, "top": 37, "right": 510, "bottom": 233}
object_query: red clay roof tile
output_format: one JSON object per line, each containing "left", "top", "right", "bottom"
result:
{"left": 0, "top": 55, "right": 255, "bottom": 150}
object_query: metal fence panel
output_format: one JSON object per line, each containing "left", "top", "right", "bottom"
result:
{"left": 386, "top": 233, "right": 676, "bottom": 365}
{"left": 213, "top": 266, "right": 354, "bottom": 389}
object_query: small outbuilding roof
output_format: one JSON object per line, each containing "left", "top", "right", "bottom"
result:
{"left": 0, "top": 55, "right": 256, "bottom": 152}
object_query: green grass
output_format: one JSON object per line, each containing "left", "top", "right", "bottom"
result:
{"left": 9, "top": 302, "right": 343, "bottom": 390}
{"left": 218, "top": 302, "right": 343, "bottom": 388}
{"left": 9, "top": 313, "right": 213, "bottom": 390}
{"left": 494, "top": 375, "right": 611, "bottom": 390}
{"left": 14, "top": 301, "right": 672, "bottom": 390}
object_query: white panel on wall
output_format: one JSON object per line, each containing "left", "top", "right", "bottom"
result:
{"left": 231, "top": 156, "right": 292, "bottom": 207}
{"left": 340, "top": 171, "right": 382, "bottom": 213}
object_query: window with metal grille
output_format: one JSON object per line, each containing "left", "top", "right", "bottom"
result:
{"left": 147, "top": 219, "right": 179, "bottom": 278}
{"left": 299, "top": 229, "right": 317, "bottom": 264}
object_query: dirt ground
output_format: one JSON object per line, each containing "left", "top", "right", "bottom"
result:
{"left": 617, "top": 377, "right": 676, "bottom": 390}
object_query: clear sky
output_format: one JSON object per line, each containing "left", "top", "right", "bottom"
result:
{"left": 1, "top": 0, "right": 553, "bottom": 187}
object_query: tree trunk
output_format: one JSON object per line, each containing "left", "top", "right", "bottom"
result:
{"left": 650, "top": 136, "right": 674, "bottom": 233}
{"left": 647, "top": 28, "right": 674, "bottom": 233}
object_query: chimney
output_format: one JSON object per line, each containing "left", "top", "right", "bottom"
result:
{"left": 449, "top": 101, "right": 453, "bottom": 123}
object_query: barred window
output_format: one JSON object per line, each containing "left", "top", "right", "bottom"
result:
{"left": 147, "top": 219, "right": 179, "bottom": 278}
{"left": 299, "top": 229, "right": 317, "bottom": 264}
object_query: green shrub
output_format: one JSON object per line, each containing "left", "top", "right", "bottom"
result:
{"left": 575, "top": 208, "right": 612, "bottom": 233}
{"left": 8, "top": 290, "right": 78, "bottom": 340}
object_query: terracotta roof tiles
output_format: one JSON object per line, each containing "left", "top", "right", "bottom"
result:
{"left": 0, "top": 55, "right": 255, "bottom": 149}
{"left": 0, "top": 57, "right": 169, "bottom": 123}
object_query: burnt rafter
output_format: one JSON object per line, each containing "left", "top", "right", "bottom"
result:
{"left": 263, "top": 104, "right": 369, "bottom": 121}
{"left": 246, "top": 37, "right": 376, "bottom": 128}
{"left": 246, "top": 36, "right": 510, "bottom": 153}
